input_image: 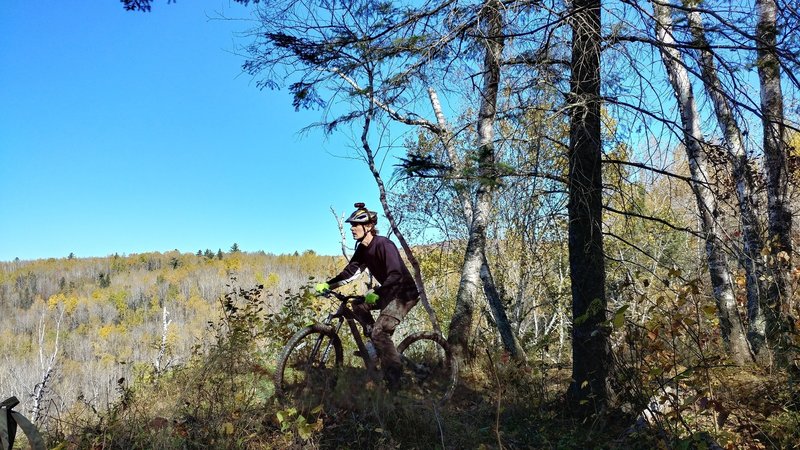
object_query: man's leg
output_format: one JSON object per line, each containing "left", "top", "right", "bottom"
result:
{"left": 352, "top": 302, "right": 376, "bottom": 336}
{"left": 371, "top": 297, "right": 418, "bottom": 391}
{"left": 371, "top": 314, "right": 402, "bottom": 391}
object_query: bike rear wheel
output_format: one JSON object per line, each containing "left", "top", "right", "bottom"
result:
{"left": 397, "top": 331, "right": 457, "bottom": 404}
{"left": 274, "top": 324, "right": 343, "bottom": 402}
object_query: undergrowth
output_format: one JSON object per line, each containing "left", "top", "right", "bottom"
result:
{"left": 40, "top": 281, "right": 800, "bottom": 449}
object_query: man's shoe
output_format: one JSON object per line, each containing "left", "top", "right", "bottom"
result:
{"left": 387, "top": 378, "right": 401, "bottom": 393}
{"left": 385, "top": 367, "right": 402, "bottom": 393}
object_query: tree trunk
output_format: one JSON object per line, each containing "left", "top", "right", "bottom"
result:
{"left": 360, "top": 106, "right": 442, "bottom": 335}
{"left": 429, "top": 87, "right": 525, "bottom": 362}
{"left": 481, "top": 254, "right": 527, "bottom": 361}
{"left": 686, "top": 9, "right": 769, "bottom": 362}
{"left": 755, "top": 0, "right": 793, "bottom": 367}
{"left": 446, "top": 0, "right": 505, "bottom": 364}
{"left": 653, "top": 2, "right": 752, "bottom": 365}
{"left": 565, "top": 0, "right": 611, "bottom": 414}
{"left": 331, "top": 206, "right": 351, "bottom": 259}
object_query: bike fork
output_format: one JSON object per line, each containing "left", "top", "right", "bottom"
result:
{"left": 309, "top": 316, "right": 344, "bottom": 366}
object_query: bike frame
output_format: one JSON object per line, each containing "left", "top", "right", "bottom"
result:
{"left": 315, "top": 292, "right": 379, "bottom": 372}
{"left": 276, "top": 289, "right": 458, "bottom": 404}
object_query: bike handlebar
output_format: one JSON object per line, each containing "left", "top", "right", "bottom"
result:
{"left": 318, "top": 290, "right": 364, "bottom": 303}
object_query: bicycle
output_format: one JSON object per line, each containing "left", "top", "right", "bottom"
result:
{"left": 274, "top": 290, "right": 457, "bottom": 405}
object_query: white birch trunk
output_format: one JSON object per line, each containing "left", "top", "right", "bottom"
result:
{"left": 755, "top": 0, "right": 793, "bottom": 367}
{"left": 153, "top": 306, "right": 172, "bottom": 378}
{"left": 31, "top": 308, "right": 63, "bottom": 423}
{"left": 331, "top": 207, "right": 351, "bottom": 259}
{"left": 686, "top": 9, "right": 770, "bottom": 361}
{"left": 446, "top": 0, "right": 511, "bottom": 363}
{"left": 653, "top": 2, "right": 751, "bottom": 364}
{"left": 429, "top": 87, "right": 525, "bottom": 362}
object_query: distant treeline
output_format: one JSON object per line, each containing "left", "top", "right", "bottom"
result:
{"left": 0, "top": 250, "right": 343, "bottom": 419}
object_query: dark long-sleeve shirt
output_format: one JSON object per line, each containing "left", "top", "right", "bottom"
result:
{"left": 327, "top": 235, "right": 419, "bottom": 302}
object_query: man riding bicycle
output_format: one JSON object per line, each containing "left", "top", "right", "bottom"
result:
{"left": 315, "top": 203, "right": 419, "bottom": 391}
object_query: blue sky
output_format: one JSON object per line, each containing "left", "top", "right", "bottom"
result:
{"left": 0, "top": 1, "right": 385, "bottom": 261}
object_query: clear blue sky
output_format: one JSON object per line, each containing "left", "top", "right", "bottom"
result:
{"left": 0, "top": 1, "right": 384, "bottom": 261}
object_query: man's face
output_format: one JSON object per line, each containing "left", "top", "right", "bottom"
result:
{"left": 351, "top": 223, "right": 369, "bottom": 240}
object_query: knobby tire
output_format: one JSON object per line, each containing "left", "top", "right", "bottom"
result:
{"left": 274, "top": 324, "right": 343, "bottom": 403}
{"left": 397, "top": 331, "right": 457, "bottom": 404}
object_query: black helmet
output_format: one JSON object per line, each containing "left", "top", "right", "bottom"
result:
{"left": 345, "top": 202, "right": 378, "bottom": 225}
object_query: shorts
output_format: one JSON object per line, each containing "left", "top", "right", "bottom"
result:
{"left": 378, "top": 296, "right": 418, "bottom": 322}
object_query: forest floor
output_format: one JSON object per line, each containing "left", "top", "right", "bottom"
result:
{"left": 29, "top": 359, "right": 799, "bottom": 449}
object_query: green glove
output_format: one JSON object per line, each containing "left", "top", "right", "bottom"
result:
{"left": 365, "top": 291, "right": 379, "bottom": 305}
{"left": 314, "top": 282, "right": 330, "bottom": 294}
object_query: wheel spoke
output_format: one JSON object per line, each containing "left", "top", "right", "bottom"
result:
{"left": 397, "top": 332, "right": 457, "bottom": 404}
{"left": 276, "top": 326, "right": 342, "bottom": 404}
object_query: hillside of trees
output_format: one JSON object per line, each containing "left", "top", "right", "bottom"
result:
{"left": 0, "top": 250, "right": 340, "bottom": 423}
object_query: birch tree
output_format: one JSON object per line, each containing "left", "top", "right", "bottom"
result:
{"left": 755, "top": 0, "right": 794, "bottom": 367}
{"left": 241, "top": 0, "right": 525, "bottom": 363}
{"left": 445, "top": 0, "right": 513, "bottom": 363}
{"left": 684, "top": 8, "right": 770, "bottom": 362}
{"left": 427, "top": 86, "right": 526, "bottom": 362}
{"left": 651, "top": 1, "right": 752, "bottom": 364}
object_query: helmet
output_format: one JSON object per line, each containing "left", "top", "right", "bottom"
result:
{"left": 345, "top": 202, "right": 378, "bottom": 225}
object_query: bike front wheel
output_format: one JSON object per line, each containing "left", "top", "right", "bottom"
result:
{"left": 397, "top": 331, "right": 458, "bottom": 404}
{"left": 274, "top": 324, "right": 343, "bottom": 402}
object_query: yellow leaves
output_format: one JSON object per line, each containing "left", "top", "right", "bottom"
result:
{"left": 109, "top": 290, "right": 129, "bottom": 313}
{"left": 47, "top": 293, "right": 79, "bottom": 314}
{"left": 98, "top": 323, "right": 127, "bottom": 339}
{"left": 276, "top": 407, "right": 297, "bottom": 427}
{"left": 187, "top": 294, "right": 212, "bottom": 319}
{"left": 220, "top": 422, "right": 234, "bottom": 436}
{"left": 47, "top": 293, "right": 63, "bottom": 309}
{"left": 64, "top": 295, "right": 79, "bottom": 314}
{"left": 788, "top": 129, "right": 800, "bottom": 180}
{"left": 98, "top": 324, "right": 114, "bottom": 339}
{"left": 222, "top": 256, "right": 242, "bottom": 275}
{"left": 265, "top": 272, "right": 280, "bottom": 290}
{"left": 149, "top": 294, "right": 161, "bottom": 311}
{"left": 296, "top": 415, "right": 323, "bottom": 440}
{"left": 276, "top": 405, "right": 324, "bottom": 441}
{"left": 256, "top": 271, "right": 281, "bottom": 290}
{"left": 759, "top": 246, "right": 791, "bottom": 266}
{"left": 702, "top": 304, "right": 718, "bottom": 317}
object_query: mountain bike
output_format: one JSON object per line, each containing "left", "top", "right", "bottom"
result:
{"left": 274, "top": 290, "right": 457, "bottom": 405}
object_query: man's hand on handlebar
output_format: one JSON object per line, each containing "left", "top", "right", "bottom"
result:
{"left": 314, "top": 288, "right": 367, "bottom": 305}
{"left": 364, "top": 290, "right": 379, "bottom": 305}
{"left": 314, "top": 282, "right": 330, "bottom": 294}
